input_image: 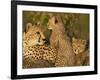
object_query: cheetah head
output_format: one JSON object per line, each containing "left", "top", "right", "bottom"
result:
{"left": 72, "top": 37, "right": 87, "bottom": 55}
{"left": 24, "top": 23, "right": 46, "bottom": 46}
{"left": 47, "top": 16, "right": 59, "bottom": 30}
{"left": 47, "top": 16, "right": 65, "bottom": 32}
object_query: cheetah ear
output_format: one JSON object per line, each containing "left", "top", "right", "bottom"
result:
{"left": 25, "top": 23, "right": 33, "bottom": 32}
{"left": 51, "top": 16, "right": 58, "bottom": 24}
{"left": 54, "top": 16, "right": 58, "bottom": 24}
{"left": 82, "top": 40, "right": 87, "bottom": 45}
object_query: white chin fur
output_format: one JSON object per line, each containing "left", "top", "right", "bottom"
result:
{"left": 48, "top": 26, "right": 53, "bottom": 30}
{"left": 38, "top": 43, "right": 44, "bottom": 45}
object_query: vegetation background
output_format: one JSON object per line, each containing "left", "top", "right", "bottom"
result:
{"left": 23, "top": 11, "right": 89, "bottom": 40}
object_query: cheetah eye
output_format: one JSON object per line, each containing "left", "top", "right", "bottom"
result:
{"left": 36, "top": 32, "right": 40, "bottom": 34}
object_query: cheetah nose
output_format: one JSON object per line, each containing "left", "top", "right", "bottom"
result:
{"left": 43, "top": 39, "right": 48, "bottom": 44}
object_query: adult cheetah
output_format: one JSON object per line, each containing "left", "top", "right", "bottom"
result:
{"left": 23, "top": 23, "right": 57, "bottom": 68}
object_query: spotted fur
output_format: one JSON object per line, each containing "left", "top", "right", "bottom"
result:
{"left": 23, "top": 23, "right": 57, "bottom": 68}
{"left": 47, "top": 16, "right": 75, "bottom": 67}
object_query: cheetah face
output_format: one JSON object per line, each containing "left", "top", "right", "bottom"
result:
{"left": 47, "top": 16, "right": 59, "bottom": 30}
{"left": 24, "top": 23, "right": 46, "bottom": 46}
{"left": 72, "top": 37, "right": 87, "bottom": 55}
{"left": 47, "top": 16, "right": 64, "bottom": 32}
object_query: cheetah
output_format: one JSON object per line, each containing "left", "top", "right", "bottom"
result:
{"left": 23, "top": 23, "right": 46, "bottom": 57}
{"left": 72, "top": 37, "right": 89, "bottom": 66}
{"left": 72, "top": 37, "right": 88, "bottom": 55}
{"left": 23, "top": 23, "right": 57, "bottom": 68}
{"left": 47, "top": 16, "right": 76, "bottom": 67}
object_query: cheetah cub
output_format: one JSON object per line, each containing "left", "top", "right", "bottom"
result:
{"left": 72, "top": 37, "right": 88, "bottom": 55}
{"left": 72, "top": 37, "right": 89, "bottom": 66}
